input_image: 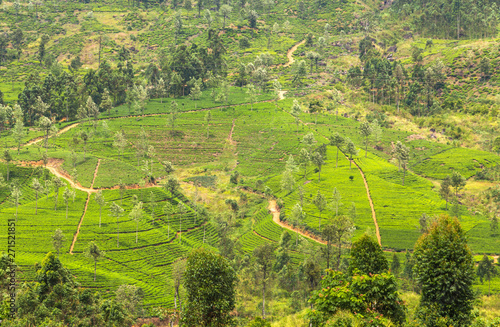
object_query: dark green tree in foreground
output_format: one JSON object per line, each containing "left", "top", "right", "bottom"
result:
{"left": 183, "top": 248, "right": 237, "bottom": 327}
{"left": 348, "top": 233, "right": 388, "bottom": 275}
{"left": 477, "top": 254, "right": 498, "bottom": 297}
{"left": 308, "top": 269, "right": 405, "bottom": 326}
{"left": 414, "top": 215, "right": 475, "bottom": 326}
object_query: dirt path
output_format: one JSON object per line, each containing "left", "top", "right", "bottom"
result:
{"left": 283, "top": 40, "right": 305, "bottom": 68}
{"left": 268, "top": 200, "right": 326, "bottom": 245}
{"left": 24, "top": 123, "right": 80, "bottom": 147}
{"left": 70, "top": 159, "right": 101, "bottom": 254}
{"left": 228, "top": 118, "right": 236, "bottom": 145}
{"left": 351, "top": 160, "right": 381, "bottom": 246}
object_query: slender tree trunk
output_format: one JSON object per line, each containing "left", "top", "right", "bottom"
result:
{"left": 337, "top": 235, "right": 342, "bottom": 271}
{"left": 66, "top": 203, "right": 68, "bottom": 219}
{"left": 117, "top": 218, "right": 119, "bottom": 247}
{"left": 94, "top": 260, "right": 97, "bottom": 281}
{"left": 403, "top": 168, "right": 406, "bottom": 186}
{"left": 136, "top": 221, "right": 138, "bottom": 243}
{"left": 262, "top": 274, "right": 266, "bottom": 318}
{"left": 99, "top": 207, "right": 102, "bottom": 227}
{"left": 318, "top": 212, "right": 321, "bottom": 232}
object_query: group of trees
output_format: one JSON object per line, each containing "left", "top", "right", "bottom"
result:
{"left": 393, "top": 0, "right": 500, "bottom": 39}
{"left": 0, "top": 252, "right": 145, "bottom": 326}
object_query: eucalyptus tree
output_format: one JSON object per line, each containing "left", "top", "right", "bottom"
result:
{"left": 163, "top": 202, "right": 173, "bottom": 239}
{"left": 168, "top": 100, "right": 180, "bottom": 134}
{"left": 63, "top": 187, "right": 75, "bottom": 219}
{"left": 52, "top": 177, "right": 65, "bottom": 210}
{"left": 290, "top": 99, "right": 301, "bottom": 133}
{"left": 246, "top": 84, "right": 257, "bottom": 111}
{"left": 330, "top": 187, "right": 342, "bottom": 217}
{"left": 312, "top": 190, "right": 326, "bottom": 231}
{"left": 130, "top": 202, "right": 144, "bottom": 243}
{"left": 113, "top": 131, "right": 127, "bottom": 158}
{"left": 3, "top": 150, "right": 12, "bottom": 181}
{"left": 177, "top": 202, "right": 186, "bottom": 244}
{"left": 395, "top": 141, "right": 410, "bottom": 185}
{"left": 311, "top": 151, "right": 324, "bottom": 181}
{"left": 84, "top": 241, "right": 106, "bottom": 282}
{"left": 359, "top": 121, "right": 372, "bottom": 157}
{"left": 12, "top": 112, "right": 26, "bottom": 155}
{"left": 344, "top": 138, "right": 358, "bottom": 169}
{"left": 253, "top": 243, "right": 276, "bottom": 319}
{"left": 11, "top": 185, "right": 22, "bottom": 222}
{"left": 330, "top": 132, "right": 345, "bottom": 168}
{"left": 52, "top": 229, "right": 64, "bottom": 257}
{"left": 94, "top": 190, "right": 106, "bottom": 227}
{"left": 298, "top": 148, "right": 310, "bottom": 180}
{"left": 109, "top": 202, "right": 124, "bottom": 247}
{"left": 291, "top": 203, "right": 305, "bottom": 246}
{"left": 219, "top": 4, "right": 232, "bottom": 28}
{"left": 272, "top": 79, "right": 282, "bottom": 111}
{"left": 38, "top": 116, "right": 53, "bottom": 151}
{"left": 280, "top": 169, "right": 295, "bottom": 194}
{"left": 331, "top": 215, "right": 355, "bottom": 270}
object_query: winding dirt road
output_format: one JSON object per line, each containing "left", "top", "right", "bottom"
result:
{"left": 268, "top": 200, "right": 326, "bottom": 245}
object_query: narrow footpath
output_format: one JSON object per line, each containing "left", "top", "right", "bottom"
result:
{"left": 69, "top": 159, "right": 101, "bottom": 254}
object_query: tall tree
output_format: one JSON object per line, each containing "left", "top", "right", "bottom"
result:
{"left": 183, "top": 249, "right": 237, "bottom": 327}
{"left": 163, "top": 202, "right": 173, "bottom": 239}
{"left": 414, "top": 215, "right": 475, "bottom": 326}
{"left": 280, "top": 169, "right": 295, "bottom": 194}
{"left": 349, "top": 233, "right": 388, "bottom": 275}
{"left": 113, "top": 131, "right": 127, "bottom": 158}
{"left": 330, "top": 132, "right": 344, "bottom": 168}
{"left": 395, "top": 141, "right": 409, "bottom": 185}
{"left": 311, "top": 151, "right": 324, "bottom": 182}
{"left": 359, "top": 121, "right": 373, "bottom": 158}
{"left": 63, "top": 188, "right": 75, "bottom": 219}
{"left": 219, "top": 4, "right": 232, "bottom": 28}
{"left": 344, "top": 138, "right": 358, "bottom": 169}
{"left": 109, "top": 202, "right": 124, "bottom": 247}
{"left": 3, "top": 150, "right": 12, "bottom": 181}
{"left": 246, "top": 84, "right": 257, "bottom": 111}
{"left": 450, "top": 171, "right": 466, "bottom": 197}
{"left": 312, "top": 190, "right": 326, "bottom": 231}
{"left": 331, "top": 215, "right": 355, "bottom": 270}
{"left": 129, "top": 202, "right": 143, "bottom": 243}
{"left": 290, "top": 99, "right": 301, "bottom": 133}
{"left": 32, "top": 178, "right": 43, "bottom": 215}
{"left": 52, "top": 228, "right": 65, "bottom": 257}
{"left": 11, "top": 185, "right": 22, "bottom": 222}
{"left": 12, "top": 112, "right": 26, "bottom": 155}
{"left": 52, "top": 177, "right": 65, "bottom": 210}
{"left": 172, "top": 259, "right": 187, "bottom": 313}
{"left": 298, "top": 148, "right": 310, "bottom": 180}
{"left": 94, "top": 190, "right": 105, "bottom": 227}
{"left": 168, "top": 100, "right": 180, "bottom": 134}
{"left": 439, "top": 177, "right": 452, "bottom": 209}
{"left": 330, "top": 187, "right": 342, "bottom": 217}
{"left": 291, "top": 203, "right": 305, "bottom": 246}
{"left": 253, "top": 243, "right": 276, "bottom": 319}
{"left": 477, "top": 254, "right": 498, "bottom": 297}
{"left": 84, "top": 241, "right": 106, "bottom": 282}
